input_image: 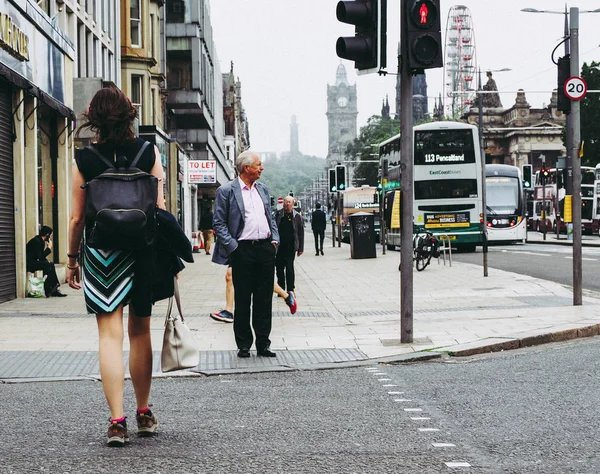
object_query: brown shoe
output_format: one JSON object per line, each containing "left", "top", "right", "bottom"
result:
{"left": 136, "top": 410, "right": 158, "bottom": 437}
{"left": 107, "top": 418, "right": 129, "bottom": 447}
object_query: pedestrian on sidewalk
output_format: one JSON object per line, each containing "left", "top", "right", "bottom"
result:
{"left": 26, "top": 225, "right": 67, "bottom": 297}
{"left": 311, "top": 202, "right": 326, "bottom": 256}
{"left": 66, "top": 87, "right": 165, "bottom": 446}
{"left": 210, "top": 266, "right": 297, "bottom": 323}
{"left": 212, "top": 151, "right": 280, "bottom": 358}
{"left": 275, "top": 196, "right": 304, "bottom": 295}
{"left": 199, "top": 206, "right": 214, "bottom": 256}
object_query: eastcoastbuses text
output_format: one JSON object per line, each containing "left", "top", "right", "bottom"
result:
{"left": 380, "top": 121, "right": 484, "bottom": 252}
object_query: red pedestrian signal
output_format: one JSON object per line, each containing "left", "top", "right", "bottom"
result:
{"left": 403, "top": 0, "right": 443, "bottom": 72}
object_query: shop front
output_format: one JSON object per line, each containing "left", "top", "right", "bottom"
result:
{"left": 1, "top": 0, "right": 75, "bottom": 301}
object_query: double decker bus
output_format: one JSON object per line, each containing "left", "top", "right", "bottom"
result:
{"left": 485, "top": 164, "right": 526, "bottom": 243}
{"left": 380, "top": 121, "right": 484, "bottom": 252}
{"left": 533, "top": 166, "right": 596, "bottom": 234}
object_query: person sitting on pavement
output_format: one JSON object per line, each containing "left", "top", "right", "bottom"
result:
{"left": 26, "top": 225, "right": 67, "bottom": 297}
{"left": 211, "top": 267, "right": 297, "bottom": 323}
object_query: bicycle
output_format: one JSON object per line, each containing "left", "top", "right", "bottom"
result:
{"left": 413, "top": 230, "right": 440, "bottom": 272}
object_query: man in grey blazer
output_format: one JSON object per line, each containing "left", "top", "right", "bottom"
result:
{"left": 212, "top": 151, "right": 280, "bottom": 358}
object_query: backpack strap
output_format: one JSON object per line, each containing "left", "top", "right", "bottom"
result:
{"left": 85, "top": 145, "right": 115, "bottom": 169}
{"left": 131, "top": 141, "right": 151, "bottom": 168}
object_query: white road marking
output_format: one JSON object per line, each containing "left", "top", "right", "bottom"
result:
{"left": 404, "top": 408, "right": 423, "bottom": 412}
{"left": 445, "top": 462, "right": 471, "bottom": 468}
{"left": 419, "top": 428, "right": 440, "bottom": 432}
{"left": 378, "top": 378, "right": 392, "bottom": 381}
{"left": 411, "top": 417, "right": 431, "bottom": 421}
{"left": 383, "top": 384, "right": 398, "bottom": 387}
{"left": 432, "top": 443, "right": 456, "bottom": 447}
{"left": 394, "top": 398, "right": 412, "bottom": 402}
{"left": 388, "top": 391, "right": 404, "bottom": 395}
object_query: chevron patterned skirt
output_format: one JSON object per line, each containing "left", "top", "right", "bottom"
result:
{"left": 82, "top": 245, "right": 135, "bottom": 314}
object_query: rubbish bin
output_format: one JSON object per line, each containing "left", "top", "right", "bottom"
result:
{"left": 349, "top": 212, "right": 377, "bottom": 259}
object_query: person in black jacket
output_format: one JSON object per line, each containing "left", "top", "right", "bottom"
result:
{"left": 311, "top": 202, "right": 327, "bottom": 256}
{"left": 26, "top": 225, "right": 66, "bottom": 297}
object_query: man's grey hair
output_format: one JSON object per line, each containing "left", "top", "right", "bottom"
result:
{"left": 236, "top": 151, "right": 259, "bottom": 174}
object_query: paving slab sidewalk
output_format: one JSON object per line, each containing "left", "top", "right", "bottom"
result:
{"left": 2, "top": 233, "right": 600, "bottom": 378}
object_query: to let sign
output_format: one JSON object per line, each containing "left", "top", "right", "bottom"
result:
{"left": 188, "top": 160, "right": 216, "bottom": 184}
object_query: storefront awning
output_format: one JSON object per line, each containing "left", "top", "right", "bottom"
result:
{"left": 0, "top": 63, "right": 75, "bottom": 121}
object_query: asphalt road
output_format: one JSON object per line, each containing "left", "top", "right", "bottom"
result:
{"left": 451, "top": 240, "right": 600, "bottom": 294}
{"left": 2, "top": 337, "right": 600, "bottom": 473}
{"left": 384, "top": 336, "right": 600, "bottom": 473}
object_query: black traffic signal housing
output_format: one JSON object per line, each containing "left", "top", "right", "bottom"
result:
{"left": 557, "top": 55, "right": 571, "bottom": 114}
{"left": 336, "top": 0, "right": 387, "bottom": 74}
{"left": 336, "top": 165, "right": 347, "bottom": 191}
{"left": 540, "top": 167, "right": 550, "bottom": 185}
{"left": 403, "top": 0, "right": 443, "bottom": 73}
{"left": 522, "top": 164, "right": 532, "bottom": 189}
{"left": 329, "top": 168, "right": 337, "bottom": 193}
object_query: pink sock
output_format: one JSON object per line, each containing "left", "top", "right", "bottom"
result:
{"left": 137, "top": 407, "right": 150, "bottom": 414}
{"left": 110, "top": 416, "right": 126, "bottom": 423}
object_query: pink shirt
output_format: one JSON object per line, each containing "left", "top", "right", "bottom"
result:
{"left": 237, "top": 177, "right": 271, "bottom": 241}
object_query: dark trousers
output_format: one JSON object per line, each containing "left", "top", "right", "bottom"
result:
{"left": 313, "top": 230, "right": 325, "bottom": 252}
{"left": 275, "top": 249, "right": 296, "bottom": 292}
{"left": 27, "top": 260, "right": 59, "bottom": 296}
{"left": 231, "top": 240, "right": 276, "bottom": 350}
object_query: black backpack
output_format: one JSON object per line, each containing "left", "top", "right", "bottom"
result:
{"left": 82, "top": 141, "right": 158, "bottom": 251}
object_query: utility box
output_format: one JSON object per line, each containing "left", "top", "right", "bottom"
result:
{"left": 349, "top": 212, "right": 377, "bottom": 259}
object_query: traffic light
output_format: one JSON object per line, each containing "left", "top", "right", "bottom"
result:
{"left": 336, "top": 0, "right": 387, "bottom": 74}
{"left": 540, "top": 167, "right": 550, "bottom": 185}
{"left": 403, "top": 0, "right": 443, "bottom": 73}
{"left": 557, "top": 55, "right": 571, "bottom": 114}
{"left": 522, "top": 164, "right": 532, "bottom": 189}
{"left": 329, "top": 168, "right": 337, "bottom": 193}
{"left": 336, "top": 165, "right": 347, "bottom": 191}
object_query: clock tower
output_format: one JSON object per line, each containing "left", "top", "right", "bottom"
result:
{"left": 326, "top": 64, "right": 358, "bottom": 168}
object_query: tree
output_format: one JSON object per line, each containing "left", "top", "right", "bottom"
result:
{"left": 345, "top": 115, "right": 401, "bottom": 187}
{"left": 580, "top": 61, "right": 600, "bottom": 167}
{"left": 260, "top": 154, "right": 326, "bottom": 205}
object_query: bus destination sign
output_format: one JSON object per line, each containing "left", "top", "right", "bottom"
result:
{"left": 425, "top": 212, "right": 470, "bottom": 229}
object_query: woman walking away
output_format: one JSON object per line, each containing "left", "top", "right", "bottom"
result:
{"left": 66, "top": 87, "right": 166, "bottom": 446}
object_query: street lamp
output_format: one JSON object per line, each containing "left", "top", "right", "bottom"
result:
{"left": 477, "top": 66, "right": 511, "bottom": 277}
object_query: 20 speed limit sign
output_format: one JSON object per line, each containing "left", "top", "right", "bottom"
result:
{"left": 564, "top": 76, "right": 587, "bottom": 100}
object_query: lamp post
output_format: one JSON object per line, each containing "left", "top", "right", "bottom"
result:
{"left": 478, "top": 67, "right": 511, "bottom": 277}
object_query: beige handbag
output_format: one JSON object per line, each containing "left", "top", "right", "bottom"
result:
{"left": 161, "top": 278, "right": 200, "bottom": 372}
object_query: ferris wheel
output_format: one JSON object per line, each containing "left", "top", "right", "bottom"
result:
{"left": 443, "top": 5, "right": 477, "bottom": 119}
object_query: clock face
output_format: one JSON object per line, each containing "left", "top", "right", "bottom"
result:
{"left": 337, "top": 97, "right": 348, "bottom": 108}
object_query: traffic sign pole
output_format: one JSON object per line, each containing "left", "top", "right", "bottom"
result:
{"left": 569, "top": 7, "right": 582, "bottom": 306}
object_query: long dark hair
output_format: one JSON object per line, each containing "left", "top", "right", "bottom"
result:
{"left": 76, "top": 87, "right": 137, "bottom": 146}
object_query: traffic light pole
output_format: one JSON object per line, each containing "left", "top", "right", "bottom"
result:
{"left": 570, "top": 7, "right": 582, "bottom": 305}
{"left": 399, "top": 11, "right": 413, "bottom": 344}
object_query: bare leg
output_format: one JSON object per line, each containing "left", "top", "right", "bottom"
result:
{"left": 128, "top": 305, "right": 153, "bottom": 410}
{"left": 96, "top": 306, "right": 125, "bottom": 420}
{"left": 273, "top": 281, "right": 288, "bottom": 299}
{"left": 225, "top": 267, "right": 234, "bottom": 313}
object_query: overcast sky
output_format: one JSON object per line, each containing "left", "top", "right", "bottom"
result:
{"left": 210, "top": 0, "right": 600, "bottom": 158}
